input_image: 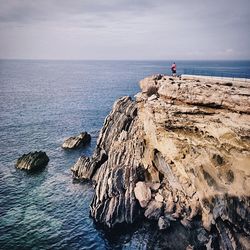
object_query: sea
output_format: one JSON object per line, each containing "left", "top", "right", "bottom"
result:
{"left": 0, "top": 60, "right": 250, "bottom": 250}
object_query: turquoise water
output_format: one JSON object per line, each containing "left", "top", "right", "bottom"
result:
{"left": 0, "top": 60, "right": 249, "bottom": 249}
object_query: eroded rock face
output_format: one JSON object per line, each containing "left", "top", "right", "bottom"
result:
{"left": 72, "top": 76, "right": 250, "bottom": 249}
{"left": 72, "top": 96, "right": 144, "bottom": 227}
{"left": 144, "top": 200, "right": 163, "bottom": 220}
{"left": 62, "top": 132, "right": 91, "bottom": 149}
{"left": 16, "top": 151, "right": 49, "bottom": 171}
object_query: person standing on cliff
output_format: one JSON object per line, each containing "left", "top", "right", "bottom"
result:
{"left": 171, "top": 62, "right": 177, "bottom": 77}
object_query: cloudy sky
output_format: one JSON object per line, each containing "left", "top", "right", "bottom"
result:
{"left": 0, "top": 0, "right": 249, "bottom": 60}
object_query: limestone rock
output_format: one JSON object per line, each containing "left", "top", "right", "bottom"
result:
{"left": 155, "top": 193, "right": 164, "bottom": 202}
{"left": 72, "top": 76, "right": 250, "bottom": 248}
{"left": 197, "top": 228, "right": 209, "bottom": 244}
{"left": 134, "top": 181, "right": 151, "bottom": 208}
{"left": 180, "top": 218, "right": 192, "bottom": 229}
{"left": 186, "top": 245, "right": 194, "bottom": 250}
{"left": 71, "top": 149, "right": 108, "bottom": 180}
{"left": 71, "top": 156, "right": 92, "bottom": 179}
{"left": 16, "top": 151, "right": 49, "bottom": 171}
{"left": 148, "top": 94, "right": 158, "bottom": 101}
{"left": 158, "top": 216, "right": 171, "bottom": 230}
{"left": 72, "top": 96, "right": 142, "bottom": 228}
{"left": 62, "top": 132, "right": 91, "bottom": 149}
{"left": 149, "top": 182, "right": 161, "bottom": 191}
{"left": 139, "top": 74, "right": 163, "bottom": 93}
{"left": 144, "top": 200, "right": 163, "bottom": 220}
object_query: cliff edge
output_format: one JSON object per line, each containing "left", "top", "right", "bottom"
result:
{"left": 72, "top": 75, "right": 250, "bottom": 249}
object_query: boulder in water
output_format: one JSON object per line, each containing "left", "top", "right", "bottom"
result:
{"left": 16, "top": 151, "right": 49, "bottom": 171}
{"left": 62, "top": 132, "right": 91, "bottom": 149}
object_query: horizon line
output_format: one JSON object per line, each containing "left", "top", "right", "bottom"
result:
{"left": 1, "top": 58, "right": 250, "bottom": 61}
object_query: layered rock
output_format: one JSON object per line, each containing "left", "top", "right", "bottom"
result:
{"left": 16, "top": 151, "right": 49, "bottom": 171}
{"left": 62, "top": 132, "right": 91, "bottom": 149}
{"left": 72, "top": 75, "right": 250, "bottom": 249}
{"left": 72, "top": 96, "right": 144, "bottom": 227}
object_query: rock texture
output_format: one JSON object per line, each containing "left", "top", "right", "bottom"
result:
{"left": 134, "top": 181, "right": 151, "bottom": 208}
{"left": 62, "top": 132, "right": 91, "bottom": 149}
{"left": 16, "top": 151, "right": 49, "bottom": 171}
{"left": 72, "top": 96, "right": 144, "bottom": 227}
{"left": 72, "top": 75, "right": 250, "bottom": 249}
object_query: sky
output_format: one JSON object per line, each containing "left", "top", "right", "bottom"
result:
{"left": 0, "top": 0, "right": 249, "bottom": 60}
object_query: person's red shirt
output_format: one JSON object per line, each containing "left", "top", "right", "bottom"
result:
{"left": 171, "top": 63, "right": 176, "bottom": 70}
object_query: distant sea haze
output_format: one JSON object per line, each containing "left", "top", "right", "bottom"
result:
{"left": 0, "top": 59, "right": 249, "bottom": 249}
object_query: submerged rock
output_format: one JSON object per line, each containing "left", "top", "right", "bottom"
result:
{"left": 62, "top": 132, "right": 91, "bottom": 149}
{"left": 16, "top": 151, "right": 49, "bottom": 171}
{"left": 72, "top": 75, "right": 250, "bottom": 248}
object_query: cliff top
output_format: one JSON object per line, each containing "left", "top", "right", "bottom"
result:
{"left": 139, "top": 74, "right": 250, "bottom": 114}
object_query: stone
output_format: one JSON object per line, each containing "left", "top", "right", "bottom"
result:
{"left": 16, "top": 151, "right": 49, "bottom": 171}
{"left": 62, "top": 132, "right": 91, "bottom": 149}
{"left": 148, "top": 94, "right": 158, "bottom": 101}
{"left": 150, "top": 182, "right": 161, "bottom": 191}
{"left": 134, "top": 181, "right": 152, "bottom": 208}
{"left": 71, "top": 149, "right": 108, "bottom": 180}
{"left": 205, "top": 236, "right": 213, "bottom": 250}
{"left": 158, "top": 216, "right": 170, "bottom": 230}
{"left": 165, "top": 195, "right": 175, "bottom": 213}
{"left": 134, "top": 92, "right": 146, "bottom": 102}
{"left": 186, "top": 245, "right": 194, "bottom": 250}
{"left": 164, "top": 214, "right": 176, "bottom": 222}
{"left": 155, "top": 193, "right": 164, "bottom": 202}
{"left": 144, "top": 200, "right": 163, "bottom": 220}
{"left": 197, "top": 228, "right": 209, "bottom": 244}
{"left": 71, "top": 156, "right": 92, "bottom": 179}
{"left": 180, "top": 218, "right": 192, "bottom": 229}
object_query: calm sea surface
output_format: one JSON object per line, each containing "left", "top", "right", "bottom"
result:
{"left": 0, "top": 60, "right": 250, "bottom": 250}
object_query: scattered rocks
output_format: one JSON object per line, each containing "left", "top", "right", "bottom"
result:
{"left": 134, "top": 181, "right": 151, "bottom": 208}
{"left": 16, "top": 151, "right": 49, "bottom": 171}
{"left": 62, "top": 132, "right": 91, "bottom": 149}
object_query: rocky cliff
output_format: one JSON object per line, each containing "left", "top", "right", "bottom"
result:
{"left": 72, "top": 75, "right": 250, "bottom": 249}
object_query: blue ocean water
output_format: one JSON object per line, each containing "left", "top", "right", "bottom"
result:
{"left": 0, "top": 60, "right": 249, "bottom": 250}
